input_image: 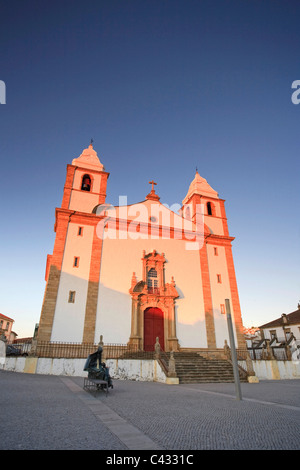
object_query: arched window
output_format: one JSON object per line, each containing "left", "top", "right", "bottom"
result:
{"left": 207, "top": 202, "right": 212, "bottom": 216}
{"left": 147, "top": 268, "right": 158, "bottom": 294}
{"left": 81, "top": 174, "right": 91, "bottom": 191}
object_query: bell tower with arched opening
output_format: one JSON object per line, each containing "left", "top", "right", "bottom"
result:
{"left": 37, "top": 143, "right": 110, "bottom": 343}
{"left": 61, "top": 142, "right": 109, "bottom": 214}
{"left": 181, "top": 170, "right": 245, "bottom": 349}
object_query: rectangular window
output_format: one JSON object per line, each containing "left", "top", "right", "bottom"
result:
{"left": 284, "top": 328, "right": 292, "bottom": 341}
{"left": 68, "top": 291, "right": 76, "bottom": 303}
{"left": 73, "top": 257, "right": 80, "bottom": 267}
{"left": 217, "top": 274, "right": 222, "bottom": 283}
{"left": 78, "top": 227, "right": 83, "bottom": 236}
{"left": 269, "top": 330, "right": 277, "bottom": 341}
{"left": 220, "top": 304, "right": 225, "bottom": 314}
{"left": 214, "top": 247, "right": 218, "bottom": 256}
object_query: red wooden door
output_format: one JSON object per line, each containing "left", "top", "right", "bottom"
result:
{"left": 144, "top": 307, "right": 164, "bottom": 351}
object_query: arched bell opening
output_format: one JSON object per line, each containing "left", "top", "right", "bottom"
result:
{"left": 81, "top": 174, "right": 91, "bottom": 191}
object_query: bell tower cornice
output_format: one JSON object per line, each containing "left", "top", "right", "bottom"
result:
{"left": 182, "top": 170, "right": 219, "bottom": 205}
{"left": 71, "top": 141, "right": 105, "bottom": 171}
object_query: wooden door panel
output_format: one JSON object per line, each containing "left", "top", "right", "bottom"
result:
{"left": 144, "top": 307, "right": 164, "bottom": 351}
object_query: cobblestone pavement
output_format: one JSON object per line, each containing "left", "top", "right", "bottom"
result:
{"left": 1, "top": 370, "right": 299, "bottom": 451}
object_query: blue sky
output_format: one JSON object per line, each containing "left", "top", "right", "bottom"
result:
{"left": 0, "top": 0, "right": 299, "bottom": 338}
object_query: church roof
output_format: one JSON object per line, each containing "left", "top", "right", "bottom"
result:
{"left": 72, "top": 143, "right": 105, "bottom": 171}
{"left": 182, "top": 171, "right": 219, "bottom": 204}
{"left": 93, "top": 197, "right": 196, "bottom": 233}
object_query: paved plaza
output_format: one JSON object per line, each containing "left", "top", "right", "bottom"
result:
{"left": 0, "top": 370, "right": 299, "bottom": 451}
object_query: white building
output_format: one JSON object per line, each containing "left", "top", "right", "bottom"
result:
{"left": 259, "top": 304, "right": 300, "bottom": 344}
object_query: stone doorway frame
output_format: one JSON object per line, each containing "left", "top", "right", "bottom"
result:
{"left": 128, "top": 250, "right": 180, "bottom": 352}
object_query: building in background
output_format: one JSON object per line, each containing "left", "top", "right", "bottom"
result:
{"left": 259, "top": 304, "right": 300, "bottom": 343}
{"left": 0, "top": 313, "right": 15, "bottom": 342}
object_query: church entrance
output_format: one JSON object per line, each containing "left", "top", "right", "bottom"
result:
{"left": 144, "top": 307, "right": 164, "bottom": 351}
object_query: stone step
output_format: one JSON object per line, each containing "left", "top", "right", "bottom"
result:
{"left": 172, "top": 354, "right": 247, "bottom": 384}
{"left": 177, "top": 369, "right": 235, "bottom": 375}
{"left": 175, "top": 365, "right": 234, "bottom": 371}
{"left": 181, "top": 376, "right": 247, "bottom": 384}
{"left": 177, "top": 370, "right": 235, "bottom": 376}
{"left": 117, "top": 350, "right": 248, "bottom": 384}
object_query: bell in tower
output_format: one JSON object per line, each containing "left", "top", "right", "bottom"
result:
{"left": 81, "top": 174, "right": 91, "bottom": 191}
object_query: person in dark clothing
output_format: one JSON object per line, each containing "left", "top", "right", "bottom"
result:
{"left": 101, "top": 362, "right": 113, "bottom": 388}
{"left": 84, "top": 346, "right": 113, "bottom": 388}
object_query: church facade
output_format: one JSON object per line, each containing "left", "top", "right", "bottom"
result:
{"left": 37, "top": 144, "right": 246, "bottom": 351}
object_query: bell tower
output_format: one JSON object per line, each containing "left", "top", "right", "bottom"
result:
{"left": 61, "top": 142, "right": 109, "bottom": 213}
{"left": 37, "top": 143, "right": 109, "bottom": 343}
{"left": 182, "top": 170, "right": 221, "bottom": 232}
{"left": 182, "top": 170, "right": 245, "bottom": 349}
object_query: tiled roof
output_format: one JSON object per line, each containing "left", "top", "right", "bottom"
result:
{"left": 259, "top": 308, "right": 300, "bottom": 329}
{"left": 0, "top": 313, "right": 14, "bottom": 322}
{"left": 243, "top": 327, "right": 260, "bottom": 335}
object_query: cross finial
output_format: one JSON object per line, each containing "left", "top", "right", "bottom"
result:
{"left": 90, "top": 138, "right": 93, "bottom": 146}
{"left": 149, "top": 180, "right": 157, "bottom": 192}
{"left": 146, "top": 180, "right": 160, "bottom": 201}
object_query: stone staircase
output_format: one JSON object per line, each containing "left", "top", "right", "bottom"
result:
{"left": 166, "top": 352, "right": 248, "bottom": 384}
{"left": 119, "top": 350, "right": 248, "bottom": 383}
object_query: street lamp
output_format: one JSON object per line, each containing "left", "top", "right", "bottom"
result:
{"left": 225, "top": 299, "right": 242, "bottom": 401}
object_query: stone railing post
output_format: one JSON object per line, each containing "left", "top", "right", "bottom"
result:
{"left": 154, "top": 339, "right": 179, "bottom": 384}
{"left": 245, "top": 351, "right": 255, "bottom": 376}
{"left": 98, "top": 335, "right": 105, "bottom": 361}
{"left": 168, "top": 351, "right": 176, "bottom": 378}
{"left": 154, "top": 337, "right": 161, "bottom": 360}
{"left": 29, "top": 338, "right": 37, "bottom": 356}
{"left": 286, "top": 344, "right": 292, "bottom": 361}
{"left": 224, "top": 339, "right": 259, "bottom": 383}
{"left": 98, "top": 334, "right": 104, "bottom": 348}
{"left": 223, "top": 340, "right": 231, "bottom": 359}
{"left": 246, "top": 350, "right": 259, "bottom": 383}
{"left": 266, "top": 340, "right": 274, "bottom": 360}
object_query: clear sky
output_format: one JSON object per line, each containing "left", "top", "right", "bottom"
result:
{"left": 0, "top": 0, "right": 299, "bottom": 338}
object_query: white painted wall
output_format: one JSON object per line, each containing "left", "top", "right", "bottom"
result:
{"left": 4, "top": 357, "right": 167, "bottom": 382}
{"left": 69, "top": 190, "right": 100, "bottom": 213}
{"left": 204, "top": 216, "right": 224, "bottom": 236}
{"left": 4, "top": 357, "right": 300, "bottom": 381}
{"left": 206, "top": 244, "right": 235, "bottom": 348}
{"left": 251, "top": 359, "right": 300, "bottom": 380}
{"left": 94, "top": 234, "right": 207, "bottom": 348}
{"left": 51, "top": 223, "right": 94, "bottom": 342}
